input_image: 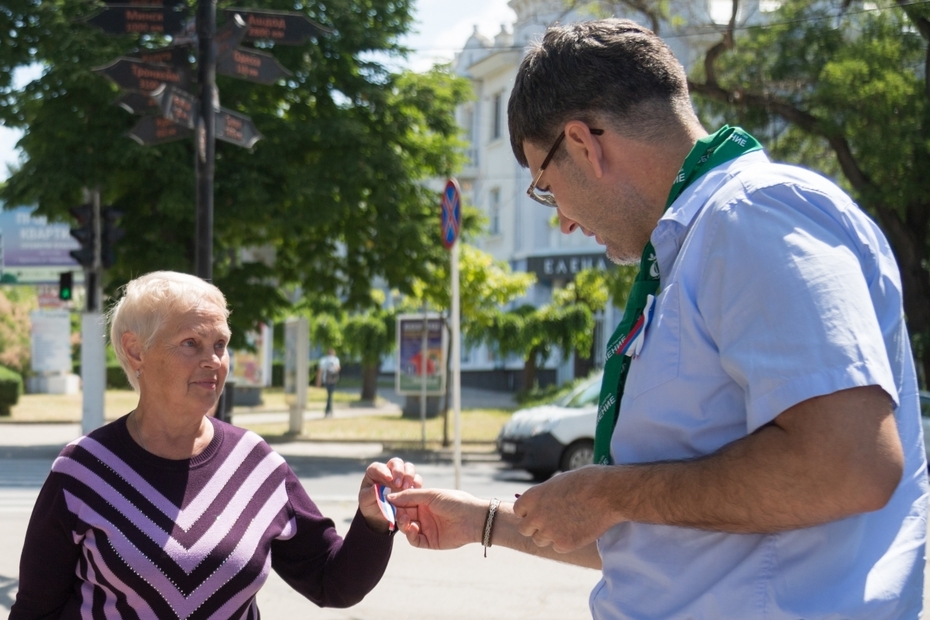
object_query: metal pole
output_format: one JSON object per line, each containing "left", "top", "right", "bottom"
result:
{"left": 451, "top": 241, "right": 462, "bottom": 489}
{"left": 195, "top": 0, "right": 216, "bottom": 281}
{"left": 420, "top": 304, "right": 428, "bottom": 450}
{"left": 81, "top": 187, "right": 106, "bottom": 434}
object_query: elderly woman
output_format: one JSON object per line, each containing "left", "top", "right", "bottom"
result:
{"left": 11, "top": 271, "right": 418, "bottom": 619}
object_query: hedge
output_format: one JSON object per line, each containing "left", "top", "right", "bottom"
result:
{"left": 0, "top": 365, "right": 23, "bottom": 416}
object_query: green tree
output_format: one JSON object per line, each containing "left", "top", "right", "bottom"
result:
{"left": 0, "top": 286, "right": 37, "bottom": 373}
{"left": 0, "top": 0, "right": 471, "bottom": 347}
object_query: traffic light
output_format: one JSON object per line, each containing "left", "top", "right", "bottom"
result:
{"left": 69, "top": 203, "right": 95, "bottom": 269}
{"left": 101, "top": 207, "right": 125, "bottom": 269}
{"left": 59, "top": 272, "right": 74, "bottom": 301}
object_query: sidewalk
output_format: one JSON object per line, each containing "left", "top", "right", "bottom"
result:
{"left": 0, "top": 385, "right": 517, "bottom": 463}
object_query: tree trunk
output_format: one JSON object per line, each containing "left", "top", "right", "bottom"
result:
{"left": 522, "top": 349, "right": 540, "bottom": 393}
{"left": 360, "top": 362, "right": 380, "bottom": 402}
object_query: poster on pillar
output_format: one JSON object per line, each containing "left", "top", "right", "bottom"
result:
{"left": 395, "top": 314, "right": 446, "bottom": 395}
{"left": 230, "top": 323, "right": 272, "bottom": 388}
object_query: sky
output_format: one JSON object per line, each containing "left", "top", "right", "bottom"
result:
{"left": 0, "top": 0, "right": 516, "bottom": 182}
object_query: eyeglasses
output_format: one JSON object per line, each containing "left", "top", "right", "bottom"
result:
{"left": 526, "top": 127, "right": 604, "bottom": 207}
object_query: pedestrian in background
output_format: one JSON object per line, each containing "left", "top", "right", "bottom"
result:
{"left": 390, "top": 18, "right": 927, "bottom": 620}
{"left": 10, "top": 271, "right": 420, "bottom": 619}
{"left": 319, "top": 347, "right": 341, "bottom": 417}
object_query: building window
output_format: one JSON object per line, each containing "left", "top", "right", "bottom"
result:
{"left": 489, "top": 188, "right": 500, "bottom": 235}
{"left": 491, "top": 92, "right": 503, "bottom": 140}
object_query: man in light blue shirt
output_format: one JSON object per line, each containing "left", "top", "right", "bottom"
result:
{"left": 390, "top": 18, "right": 927, "bottom": 619}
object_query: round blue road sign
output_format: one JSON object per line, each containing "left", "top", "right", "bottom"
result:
{"left": 440, "top": 178, "right": 462, "bottom": 250}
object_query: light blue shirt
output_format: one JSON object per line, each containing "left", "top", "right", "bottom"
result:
{"left": 592, "top": 151, "right": 928, "bottom": 620}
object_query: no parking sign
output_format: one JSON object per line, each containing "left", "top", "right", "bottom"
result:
{"left": 440, "top": 178, "right": 461, "bottom": 249}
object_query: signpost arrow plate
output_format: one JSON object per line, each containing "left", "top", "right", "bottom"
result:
{"left": 217, "top": 48, "right": 292, "bottom": 85}
{"left": 128, "top": 115, "right": 193, "bottom": 145}
{"left": 216, "top": 14, "right": 249, "bottom": 60}
{"left": 150, "top": 84, "right": 197, "bottom": 129}
{"left": 129, "top": 44, "right": 192, "bottom": 68}
{"left": 114, "top": 92, "right": 159, "bottom": 115}
{"left": 94, "top": 57, "right": 190, "bottom": 92}
{"left": 101, "top": 0, "right": 187, "bottom": 7}
{"left": 216, "top": 108, "right": 262, "bottom": 148}
{"left": 86, "top": 6, "right": 186, "bottom": 36}
{"left": 223, "top": 8, "right": 331, "bottom": 45}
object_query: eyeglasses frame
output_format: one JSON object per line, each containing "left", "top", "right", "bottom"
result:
{"left": 525, "top": 127, "right": 604, "bottom": 208}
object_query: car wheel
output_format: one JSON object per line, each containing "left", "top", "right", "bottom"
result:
{"left": 560, "top": 439, "right": 594, "bottom": 472}
{"left": 528, "top": 469, "right": 554, "bottom": 481}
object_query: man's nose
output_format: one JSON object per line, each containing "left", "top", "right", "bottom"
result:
{"left": 558, "top": 211, "right": 579, "bottom": 234}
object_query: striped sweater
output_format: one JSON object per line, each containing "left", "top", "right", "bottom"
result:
{"left": 10, "top": 415, "right": 393, "bottom": 619}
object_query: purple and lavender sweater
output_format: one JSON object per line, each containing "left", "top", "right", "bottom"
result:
{"left": 10, "top": 415, "right": 393, "bottom": 619}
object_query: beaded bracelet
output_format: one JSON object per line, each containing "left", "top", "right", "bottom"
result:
{"left": 482, "top": 498, "right": 501, "bottom": 557}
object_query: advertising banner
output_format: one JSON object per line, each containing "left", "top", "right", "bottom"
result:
{"left": 30, "top": 310, "right": 72, "bottom": 374}
{"left": 0, "top": 205, "right": 82, "bottom": 284}
{"left": 396, "top": 314, "right": 446, "bottom": 395}
{"left": 230, "top": 323, "right": 272, "bottom": 387}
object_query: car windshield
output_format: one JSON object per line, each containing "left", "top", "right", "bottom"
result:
{"left": 560, "top": 375, "right": 603, "bottom": 408}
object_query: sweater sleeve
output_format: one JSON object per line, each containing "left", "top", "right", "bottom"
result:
{"left": 270, "top": 468, "right": 393, "bottom": 608}
{"left": 9, "top": 472, "right": 81, "bottom": 620}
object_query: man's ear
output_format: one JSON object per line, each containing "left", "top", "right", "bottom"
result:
{"left": 121, "top": 331, "right": 144, "bottom": 369}
{"left": 564, "top": 121, "right": 605, "bottom": 178}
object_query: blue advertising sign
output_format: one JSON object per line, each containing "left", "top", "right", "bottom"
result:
{"left": 0, "top": 204, "right": 80, "bottom": 284}
{"left": 440, "top": 178, "right": 461, "bottom": 250}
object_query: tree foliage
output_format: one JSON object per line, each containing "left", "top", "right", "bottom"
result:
{"left": 0, "top": 0, "right": 471, "bottom": 347}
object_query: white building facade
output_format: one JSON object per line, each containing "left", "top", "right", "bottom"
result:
{"left": 443, "top": 0, "right": 777, "bottom": 390}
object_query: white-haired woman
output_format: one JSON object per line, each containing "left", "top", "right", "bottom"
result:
{"left": 11, "top": 271, "right": 419, "bottom": 619}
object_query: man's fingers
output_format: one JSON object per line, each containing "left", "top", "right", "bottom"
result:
{"left": 387, "top": 488, "right": 434, "bottom": 507}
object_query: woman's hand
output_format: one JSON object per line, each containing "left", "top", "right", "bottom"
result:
{"left": 358, "top": 457, "right": 422, "bottom": 533}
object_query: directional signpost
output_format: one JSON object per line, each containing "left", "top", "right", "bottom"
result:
{"left": 216, "top": 108, "right": 263, "bottom": 148}
{"left": 225, "top": 8, "right": 330, "bottom": 45}
{"left": 128, "top": 115, "right": 193, "bottom": 146}
{"left": 84, "top": 2, "right": 328, "bottom": 424}
{"left": 94, "top": 58, "right": 190, "bottom": 92}
{"left": 87, "top": 7, "right": 186, "bottom": 36}
{"left": 217, "top": 48, "right": 292, "bottom": 85}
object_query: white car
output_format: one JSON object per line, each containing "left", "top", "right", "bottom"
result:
{"left": 496, "top": 371, "right": 602, "bottom": 480}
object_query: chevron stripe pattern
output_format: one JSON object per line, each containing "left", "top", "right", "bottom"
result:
{"left": 15, "top": 417, "right": 342, "bottom": 619}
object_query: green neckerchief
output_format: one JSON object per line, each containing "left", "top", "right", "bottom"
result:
{"left": 593, "top": 126, "right": 762, "bottom": 465}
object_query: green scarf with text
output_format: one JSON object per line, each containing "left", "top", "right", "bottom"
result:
{"left": 593, "top": 126, "right": 762, "bottom": 465}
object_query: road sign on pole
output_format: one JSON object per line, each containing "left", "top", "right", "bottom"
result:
{"left": 217, "top": 48, "right": 292, "bottom": 84}
{"left": 94, "top": 57, "right": 191, "bottom": 92}
{"left": 216, "top": 108, "right": 263, "bottom": 148}
{"left": 215, "top": 13, "right": 249, "bottom": 60}
{"left": 114, "top": 92, "right": 159, "bottom": 115}
{"left": 129, "top": 44, "right": 192, "bottom": 67}
{"left": 441, "top": 178, "right": 462, "bottom": 250}
{"left": 128, "top": 115, "right": 193, "bottom": 145}
{"left": 86, "top": 6, "right": 187, "bottom": 36}
{"left": 224, "top": 8, "right": 331, "bottom": 45}
{"left": 150, "top": 84, "right": 198, "bottom": 129}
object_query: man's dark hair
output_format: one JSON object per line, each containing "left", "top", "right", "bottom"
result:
{"left": 508, "top": 18, "right": 693, "bottom": 167}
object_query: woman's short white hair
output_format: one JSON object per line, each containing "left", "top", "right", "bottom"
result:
{"left": 108, "top": 271, "right": 230, "bottom": 391}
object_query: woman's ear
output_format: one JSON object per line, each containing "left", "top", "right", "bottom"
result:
{"left": 121, "top": 332, "right": 143, "bottom": 370}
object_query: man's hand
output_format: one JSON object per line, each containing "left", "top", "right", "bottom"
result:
{"left": 513, "top": 466, "right": 622, "bottom": 553}
{"left": 388, "top": 488, "right": 487, "bottom": 550}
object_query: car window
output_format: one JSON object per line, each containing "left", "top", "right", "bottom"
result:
{"left": 564, "top": 377, "right": 603, "bottom": 408}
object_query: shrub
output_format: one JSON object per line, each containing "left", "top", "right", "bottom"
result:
{"left": 0, "top": 365, "right": 23, "bottom": 416}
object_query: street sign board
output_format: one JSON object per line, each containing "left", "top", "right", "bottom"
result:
{"left": 217, "top": 48, "right": 292, "bottom": 85}
{"left": 114, "top": 92, "right": 159, "bottom": 115}
{"left": 86, "top": 6, "right": 186, "bottom": 36}
{"left": 440, "top": 178, "right": 462, "bottom": 249}
{"left": 101, "top": 0, "right": 186, "bottom": 7}
{"left": 224, "top": 8, "right": 330, "bottom": 45}
{"left": 150, "top": 84, "right": 197, "bottom": 129}
{"left": 128, "top": 115, "right": 193, "bottom": 145}
{"left": 216, "top": 108, "right": 262, "bottom": 148}
{"left": 94, "top": 57, "right": 190, "bottom": 92}
{"left": 216, "top": 14, "right": 249, "bottom": 60}
{"left": 129, "top": 44, "right": 192, "bottom": 67}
